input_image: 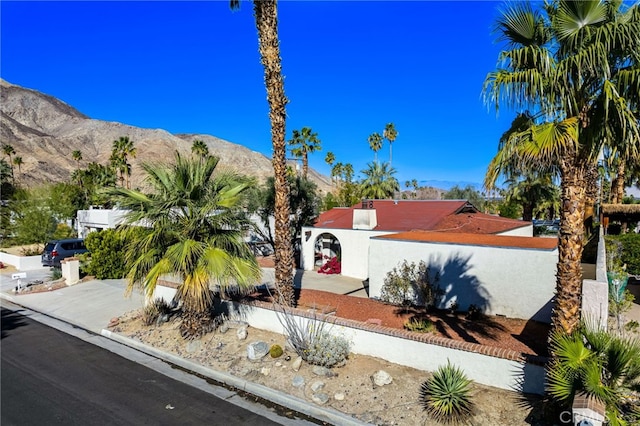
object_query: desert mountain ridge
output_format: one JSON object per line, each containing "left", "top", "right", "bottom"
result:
{"left": 0, "top": 79, "right": 332, "bottom": 193}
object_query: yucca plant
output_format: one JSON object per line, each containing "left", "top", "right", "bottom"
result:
{"left": 420, "top": 361, "right": 475, "bottom": 424}
{"left": 547, "top": 323, "right": 640, "bottom": 424}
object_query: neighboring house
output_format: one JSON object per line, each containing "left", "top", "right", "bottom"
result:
{"left": 76, "top": 208, "right": 128, "bottom": 238}
{"left": 301, "top": 199, "right": 558, "bottom": 322}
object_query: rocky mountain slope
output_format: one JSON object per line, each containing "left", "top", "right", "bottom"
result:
{"left": 0, "top": 79, "right": 331, "bottom": 192}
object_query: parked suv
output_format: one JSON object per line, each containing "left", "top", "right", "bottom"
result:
{"left": 41, "top": 238, "right": 89, "bottom": 267}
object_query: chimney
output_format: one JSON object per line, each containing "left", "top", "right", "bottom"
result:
{"left": 353, "top": 200, "right": 377, "bottom": 230}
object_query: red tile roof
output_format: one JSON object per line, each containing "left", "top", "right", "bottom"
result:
{"left": 313, "top": 200, "right": 529, "bottom": 234}
{"left": 376, "top": 230, "right": 558, "bottom": 250}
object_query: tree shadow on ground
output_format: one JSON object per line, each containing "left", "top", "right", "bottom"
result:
{"left": 1, "top": 307, "right": 30, "bottom": 339}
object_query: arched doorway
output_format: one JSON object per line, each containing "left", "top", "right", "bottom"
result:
{"left": 314, "top": 233, "right": 342, "bottom": 269}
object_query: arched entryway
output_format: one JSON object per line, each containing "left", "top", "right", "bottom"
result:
{"left": 314, "top": 233, "right": 342, "bottom": 272}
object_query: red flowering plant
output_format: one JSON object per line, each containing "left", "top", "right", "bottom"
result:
{"left": 318, "top": 256, "right": 341, "bottom": 274}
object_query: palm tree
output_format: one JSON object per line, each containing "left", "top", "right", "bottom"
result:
{"left": 230, "top": 0, "right": 295, "bottom": 306}
{"left": 72, "top": 150, "right": 83, "bottom": 165}
{"left": 110, "top": 136, "right": 137, "bottom": 189}
{"left": 288, "top": 127, "right": 321, "bottom": 179}
{"left": 191, "top": 139, "right": 209, "bottom": 159}
{"left": 12, "top": 156, "right": 23, "bottom": 175}
{"left": 547, "top": 323, "right": 640, "bottom": 424}
{"left": 383, "top": 123, "right": 398, "bottom": 166}
{"left": 2, "top": 144, "right": 15, "bottom": 181}
{"left": 360, "top": 161, "right": 399, "bottom": 200}
{"left": 111, "top": 152, "right": 261, "bottom": 339}
{"left": 483, "top": 0, "right": 640, "bottom": 335}
{"left": 503, "top": 174, "right": 559, "bottom": 222}
{"left": 368, "top": 132, "right": 383, "bottom": 163}
{"left": 324, "top": 151, "right": 335, "bottom": 168}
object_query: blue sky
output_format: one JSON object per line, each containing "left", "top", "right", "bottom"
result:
{"left": 1, "top": 1, "right": 515, "bottom": 188}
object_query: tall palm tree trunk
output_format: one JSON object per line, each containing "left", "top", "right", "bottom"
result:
{"left": 302, "top": 155, "right": 308, "bottom": 179}
{"left": 552, "top": 160, "right": 587, "bottom": 336}
{"left": 254, "top": 0, "right": 295, "bottom": 306}
{"left": 612, "top": 158, "right": 626, "bottom": 204}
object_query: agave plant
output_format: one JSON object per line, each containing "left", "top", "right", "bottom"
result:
{"left": 547, "top": 323, "right": 640, "bottom": 424}
{"left": 420, "top": 361, "right": 475, "bottom": 424}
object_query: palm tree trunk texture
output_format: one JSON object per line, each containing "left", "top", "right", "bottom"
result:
{"left": 302, "top": 155, "right": 308, "bottom": 179}
{"left": 612, "top": 158, "right": 626, "bottom": 204}
{"left": 552, "top": 160, "right": 587, "bottom": 336}
{"left": 254, "top": 0, "right": 295, "bottom": 307}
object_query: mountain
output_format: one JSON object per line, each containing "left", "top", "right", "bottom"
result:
{"left": 0, "top": 79, "right": 332, "bottom": 192}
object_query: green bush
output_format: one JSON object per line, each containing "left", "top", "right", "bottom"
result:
{"left": 420, "top": 361, "right": 475, "bottom": 424}
{"left": 404, "top": 317, "right": 435, "bottom": 333}
{"left": 606, "top": 234, "right": 640, "bottom": 275}
{"left": 52, "top": 223, "right": 76, "bottom": 240}
{"left": 82, "top": 229, "right": 127, "bottom": 279}
{"left": 380, "top": 260, "right": 441, "bottom": 309}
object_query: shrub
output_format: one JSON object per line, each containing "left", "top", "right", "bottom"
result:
{"left": 269, "top": 344, "right": 283, "bottom": 358}
{"left": 547, "top": 323, "right": 640, "bottom": 424}
{"left": 82, "top": 228, "right": 127, "bottom": 279}
{"left": 52, "top": 223, "right": 76, "bottom": 240}
{"left": 380, "top": 260, "right": 441, "bottom": 309}
{"left": 50, "top": 267, "right": 62, "bottom": 281}
{"left": 277, "top": 307, "right": 350, "bottom": 368}
{"left": 20, "top": 245, "right": 43, "bottom": 256}
{"left": 420, "top": 361, "right": 475, "bottom": 424}
{"left": 404, "top": 317, "right": 435, "bottom": 333}
{"left": 143, "top": 298, "right": 172, "bottom": 326}
{"left": 318, "top": 256, "right": 341, "bottom": 274}
{"left": 614, "top": 233, "right": 640, "bottom": 276}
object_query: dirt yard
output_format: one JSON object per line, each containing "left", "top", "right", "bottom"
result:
{"left": 109, "top": 306, "right": 550, "bottom": 426}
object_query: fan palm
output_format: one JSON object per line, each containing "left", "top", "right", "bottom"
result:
{"left": 360, "top": 161, "right": 399, "bottom": 200}
{"left": 483, "top": 0, "right": 640, "bottom": 335}
{"left": 110, "top": 136, "right": 137, "bottom": 189}
{"left": 288, "top": 127, "right": 321, "bottom": 179}
{"left": 368, "top": 132, "right": 383, "bottom": 163}
{"left": 547, "top": 323, "right": 640, "bottom": 424}
{"left": 230, "top": 0, "right": 295, "bottom": 306}
{"left": 191, "top": 139, "right": 210, "bottom": 159}
{"left": 72, "top": 150, "right": 82, "bottom": 165}
{"left": 110, "top": 152, "right": 261, "bottom": 339}
{"left": 503, "top": 174, "right": 559, "bottom": 221}
{"left": 383, "top": 123, "right": 398, "bottom": 166}
{"left": 12, "top": 156, "right": 22, "bottom": 175}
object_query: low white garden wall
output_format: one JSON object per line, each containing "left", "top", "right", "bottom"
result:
{"left": 0, "top": 253, "right": 42, "bottom": 271}
{"left": 152, "top": 284, "right": 545, "bottom": 395}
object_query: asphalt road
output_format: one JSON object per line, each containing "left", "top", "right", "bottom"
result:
{"left": 1, "top": 307, "right": 287, "bottom": 426}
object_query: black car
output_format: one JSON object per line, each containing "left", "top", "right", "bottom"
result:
{"left": 41, "top": 238, "right": 89, "bottom": 267}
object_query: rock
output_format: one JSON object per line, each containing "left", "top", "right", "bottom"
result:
{"left": 237, "top": 327, "right": 248, "bottom": 340}
{"left": 218, "top": 323, "right": 229, "bottom": 333}
{"left": 311, "top": 393, "right": 329, "bottom": 405}
{"left": 334, "top": 392, "right": 345, "bottom": 401}
{"left": 260, "top": 367, "right": 270, "bottom": 376}
{"left": 247, "top": 341, "right": 269, "bottom": 361}
{"left": 292, "top": 356, "right": 303, "bottom": 371}
{"left": 311, "top": 381, "right": 325, "bottom": 392}
{"left": 186, "top": 340, "right": 201, "bottom": 354}
{"left": 292, "top": 375, "right": 305, "bottom": 388}
{"left": 312, "top": 366, "right": 337, "bottom": 377}
{"left": 371, "top": 370, "right": 393, "bottom": 387}
{"left": 275, "top": 362, "right": 282, "bottom": 367}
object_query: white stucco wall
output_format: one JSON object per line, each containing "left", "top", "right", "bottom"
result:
{"left": 76, "top": 208, "right": 128, "bottom": 238}
{"left": 497, "top": 224, "right": 533, "bottom": 236}
{"left": 151, "top": 285, "right": 545, "bottom": 394}
{"left": 300, "top": 227, "right": 389, "bottom": 280}
{"left": 0, "top": 253, "right": 42, "bottom": 270}
{"left": 368, "top": 237, "right": 557, "bottom": 323}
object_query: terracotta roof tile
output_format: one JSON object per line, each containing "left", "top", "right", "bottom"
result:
{"left": 314, "top": 200, "right": 528, "bottom": 234}
{"left": 375, "top": 230, "right": 558, "bottom": 250}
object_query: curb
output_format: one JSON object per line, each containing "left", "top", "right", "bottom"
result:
{"left": 101, "top": 330, "right": 371, "bottom": 426}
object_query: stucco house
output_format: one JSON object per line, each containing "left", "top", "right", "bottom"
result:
{"left": 301, "top": 200, "right": 558, "bottom": 322}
